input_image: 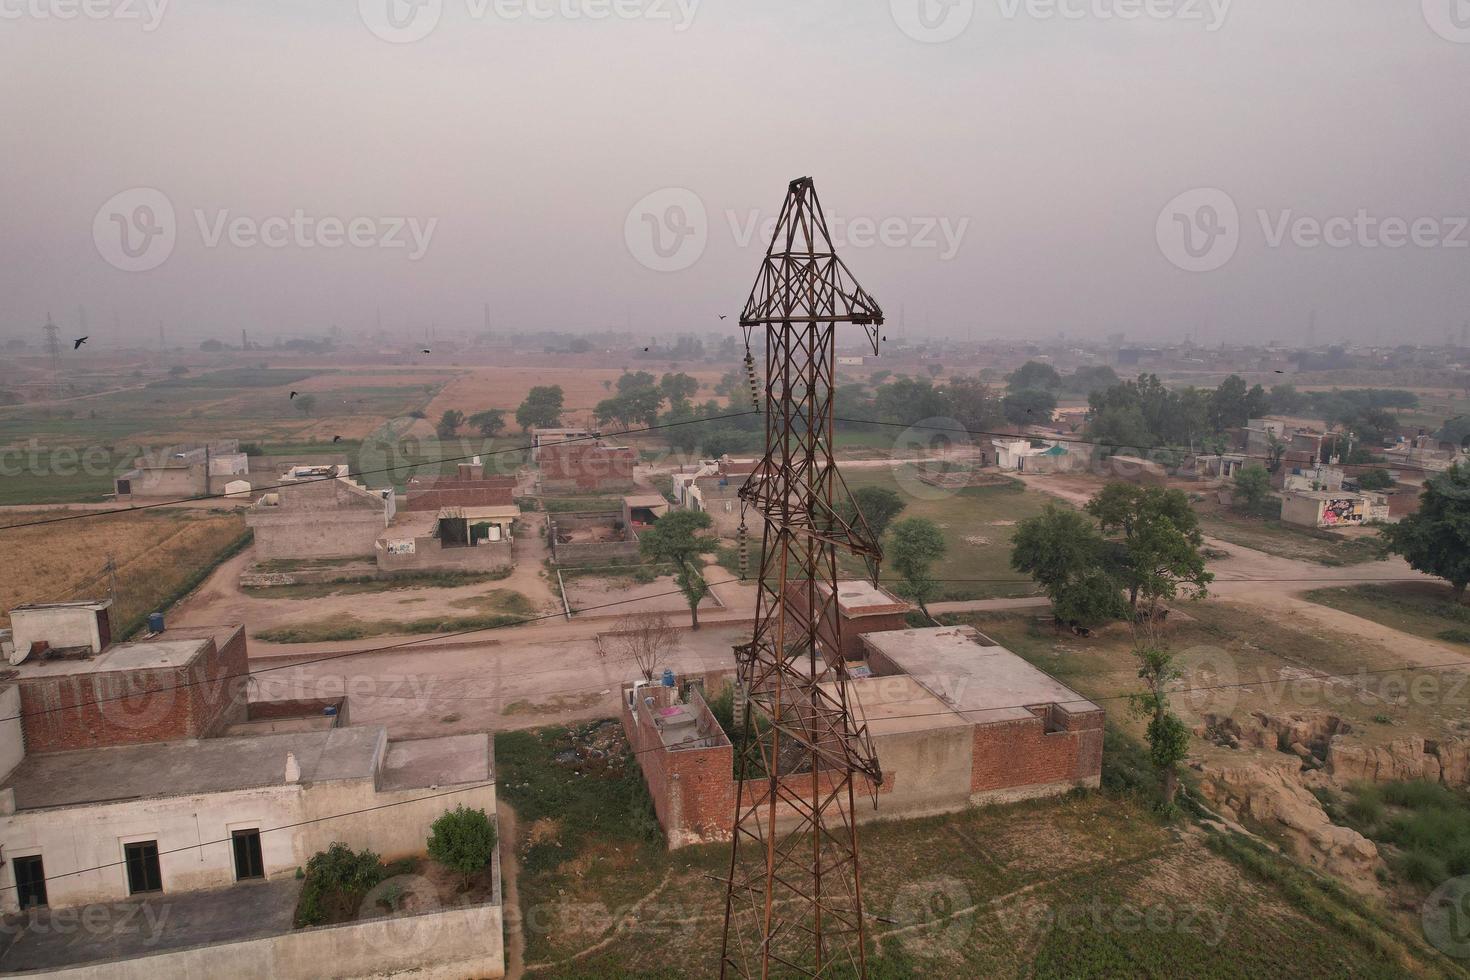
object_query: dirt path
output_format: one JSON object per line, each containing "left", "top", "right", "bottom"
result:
{"left": 498, "top": 801, "right": 525, "bottom": 980}
{"left": 1219, "top": 590, "right": 1470, "bottom": 670}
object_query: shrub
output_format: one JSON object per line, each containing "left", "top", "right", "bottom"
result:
{"left": 295, "top": 843, "right": 385, "bottom": 927}
{"left": 427, "top": 805, "right": 498, "bottom": 889}
{"left": 1396, "top": 850, "right": 1448, "bottom": 887}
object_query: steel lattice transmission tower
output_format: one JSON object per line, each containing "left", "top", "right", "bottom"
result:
{"left": 720, "top": 177, "right": 887, "bottom": 979}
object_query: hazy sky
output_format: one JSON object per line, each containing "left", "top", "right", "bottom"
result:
{"left": 3, "top": 0, "right": 1468, "bottom": 346}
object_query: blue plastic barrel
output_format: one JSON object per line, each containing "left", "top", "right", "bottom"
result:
{"left": 661, "top": 668, "right": 676, "bottom": 687}
{"left": 147, "top": 612, "right": 165, "bottom": 633}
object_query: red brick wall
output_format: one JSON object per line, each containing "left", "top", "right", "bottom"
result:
{"left": 539, "top": 444, "right": 637, "bottom": 491}
{"left": 18, "top": 629, "right": 249, "bottom": 753}
{"left": 970, "top": 705, "right": 1104, "bottom": 794}
{"left": 621, "top": 689, "right": 733, "bottom": 846}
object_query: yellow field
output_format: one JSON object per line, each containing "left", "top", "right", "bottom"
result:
{"left": 426, "top": 365, "right": 727, "bottom": 417}
{"left": 0, "top": 508, "right": 249, "bottom": 636}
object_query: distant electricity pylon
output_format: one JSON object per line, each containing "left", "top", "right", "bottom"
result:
{"left": 720, "top": 177, "right": 886, "bottom": 979}
{"left": 42, "top": 311, "right": 63, "bottom": 398}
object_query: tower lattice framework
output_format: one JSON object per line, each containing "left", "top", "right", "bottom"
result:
{"left": 720, "top": 177, "right": 886, "bottom": 979}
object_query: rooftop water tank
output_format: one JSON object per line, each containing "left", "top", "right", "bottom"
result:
{"left": 147, "top": 612, "right": 165, "bottom": 634}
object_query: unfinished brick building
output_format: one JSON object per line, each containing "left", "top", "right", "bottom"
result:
{"left": 622, "top": 625, "right": 1104, "bottom": 848}
{"left": 537, "top": 441, "right": 637, "bottom": 494}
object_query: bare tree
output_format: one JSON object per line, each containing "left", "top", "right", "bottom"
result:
{"left": 605, "top": 612, "right": 679, "bottom": 682}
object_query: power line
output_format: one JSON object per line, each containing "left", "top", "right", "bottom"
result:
{"left": 0, "top": 410, "right": 759, "bottom": 533}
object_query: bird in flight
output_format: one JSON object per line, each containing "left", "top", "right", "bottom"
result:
{"left": 73, "top": 336, "right": 88, "bottom": 349}
{"left": 421, "top": 348, "right": 432, "bottom": 354}
{"left": 289, "top": 391, "right": 299, "bottom": 399}
{"left": 718, "top": 314, "right": 727, "bottom": 320}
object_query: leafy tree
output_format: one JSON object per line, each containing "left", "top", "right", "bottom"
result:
{"left": 1001, "top": 388, "right": 1057, "bottom": 427}
{"left": 168, "top": 365, "right": 189, "bottom": 377}
{"left": 639, "top": 510, "right": 718, "bottom": 629}
{"left": 1207, "top": 375, "right": 1250, "bottom": 431}
{"left": 1086, "top": 484, "right": 1211, "bottom": 616}
{"left": 468, "top": 409, "right": 506, "bottom": 438}
{"left": 1063, "top": 365, "right": 1119, "bottom": 398}
{"left": 1006, "top": 360, "right": 1062, "bottom": 392}
{"left": 1011, "top": 506, "right": 1126, "bottom": 627}
{"left": 869, "top": 369, "right": 892, "bottom": 386}
{"left": 435, "top": 409, "right": 465, "bottom": 439}
{"left": 1232, "top": 464, "right": 1274, "bottom": 515}
{"left": 617, "top": 370, "right": 658, "bottom": 395}
{"left": 516, "top": 385, "right": 564, "bottom": 431}
{"left": 835, "top": 486, "right": 906, "bottom": 543}
{"left": 293, "top": 393, "right": 318, "bottom": 415}
{"left": 1053, "top": 568, "right": 1131, "bottom": 627}
{"left": 659, "top": 372, "right": 699, "bottom": 405}
{"left": 925, "top": 363, "right": 943, "bottom": 379}
{"left": 945, "top": 375, "right": 1004, "bottom": 433}
{"left": 427, "top": 805, "right": 497, "bottom": 890}
{"left": 874, "top": 376, "right": 948, "bottom": 425}
{"left": 889, "top": 517, "right": 946, "bottom": 619}
{"left": 1356, "top": 467, "right": 1393, "bottom": 491}
{"left": 1130, "top": 645, "right": 1190, "bottom": 807}
{"left": 199, "top": 338, "right": 224, "bottom": 351}
{"left": 1382, "top": 463, "right": 1470, "bottom": 602}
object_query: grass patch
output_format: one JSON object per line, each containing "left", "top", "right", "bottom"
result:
{"left": 542, "top": 496, "right": 626, "bottom": 513}
{"left": 837, "top": 466, "right": 1046, "bottom": 601}
{"left": 1327, "top": 781, "right": 1470, "bottom": 888}
{"left": 254, "top": 594, "right": 535, "bottom": 642}
{"left": 244, "top": 568, "right": 512, "bottom": 598}
{"left": 1304, "top": 582, "right": 1470, "bottom": 646}
{"left": 1197, "top": 511, "right": 1390, "bottom": 566}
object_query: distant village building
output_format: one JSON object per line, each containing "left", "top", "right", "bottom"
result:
{"left": 536, "top": 440, "right": 637, "bottom": 494}
{"left": 672, "top": 457, "right": 761, "bottom": 537}
{"left": 377, "top": 464, "right": 519, "bottom": 572}
{"left": 529, "top": 426, "right": 596, "bottom": 461}
{"left": 1280, "top": 489, "right": 1390, "bottom": 528}
{"left": 115, "top": 440, "right": 248, "bottom": 499}
{"left": 246, "top": 473, "right": 395, "bottom": 560}
{"left": 992, "top": 438, "right": 1081, "bottom": 474}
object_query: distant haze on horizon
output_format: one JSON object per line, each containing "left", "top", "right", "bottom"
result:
{"left": 3, "top": 0, "right": 1468, "bottom": 347}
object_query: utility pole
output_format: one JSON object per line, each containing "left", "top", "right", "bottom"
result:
{"left": 720, "top": 178, "right": 885, "bottom": 979}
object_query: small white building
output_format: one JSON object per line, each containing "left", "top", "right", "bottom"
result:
{"left": 0, "top": 725, "right": 493, "bottom": 913}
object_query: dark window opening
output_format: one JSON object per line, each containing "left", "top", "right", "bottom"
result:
{"left": 14, "top": 855, "right": 47, "bottom": 909}
{"left": 232, "top": 829, "right": 264, "bottom": 880}
{"left": 124, "top": 840, "right": 162, "bottom": 894}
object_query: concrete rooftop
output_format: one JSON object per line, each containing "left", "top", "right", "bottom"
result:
{"left": 379, "top": 733, "right": 492, "bottom": 791}
{"left": 6, "top": 627, "right": 231, "bottom": 679}
{"left": 3, "top": 726, "right": 385, "bottom": 809}
{"left": 818, "top": 580, "right": 910, "bottom": 616}
{"left": 836, "top": 674, "right": 967, "bottom": 735}
{"left": 862, "top": 626, "right": 1101, "bottom": 725}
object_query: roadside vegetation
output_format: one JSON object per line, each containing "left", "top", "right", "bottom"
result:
{"left": 253, "top": 590, "right": 537, "bottom": 642}
{"left": 1305, "top": 582, "right": 1470, "bottom": 645}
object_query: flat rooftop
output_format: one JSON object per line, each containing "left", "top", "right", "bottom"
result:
{"left": 827, "top": 674, "right": 967, "bottom": 736}
{"left": 818, "top": 580, "right": 910, "bottom": 616}
{"left": 7, "top": 625, "right": 239, "bottom": 679}
{"left": 862, "top": 626, "right": 1101, "bottom": 725}
{"left": 3, "top": 726, "right": 385, "bottom": 809}
{"left": 622, "top": 493, "right": 668, "bottom": 509}
{"left": 379, "top": 733, "right": 493, "bottom": 791}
